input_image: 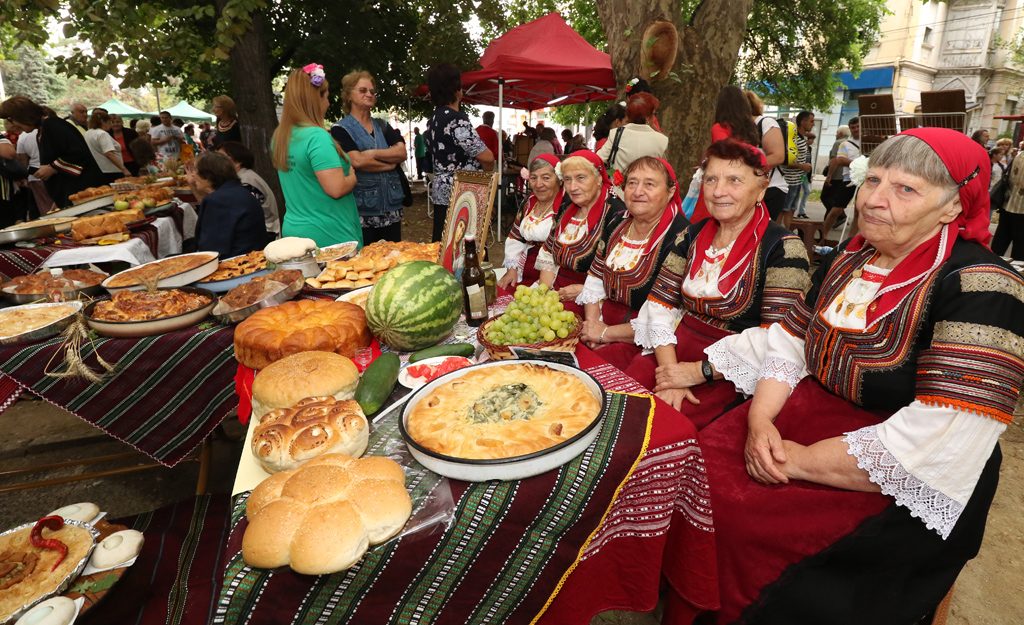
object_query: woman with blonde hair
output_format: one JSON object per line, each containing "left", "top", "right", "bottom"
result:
{"left": 271, "top": 64, "right": 360, "bottom": 247}
{"left": 331, "top": 70, "right": 407, "bottom": 243}
{"left": 211, "top": 94, "right": 241, "bottom": 148}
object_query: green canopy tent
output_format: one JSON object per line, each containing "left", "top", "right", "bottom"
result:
{"left": 90, "top": 97, "right": 147, "bottom": 118}
{"left": 150, "top": 101, "right": 216, "bottom": 122}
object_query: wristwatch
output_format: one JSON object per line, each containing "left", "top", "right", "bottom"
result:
{"left": 701, "top": 359, "right": 715, "bottom": 386}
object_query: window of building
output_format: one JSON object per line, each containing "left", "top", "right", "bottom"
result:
{"left": 923, "top": 27, "right": 933, "bottom": 46}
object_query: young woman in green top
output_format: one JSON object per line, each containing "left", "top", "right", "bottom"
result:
{"left": 271, "top": 64, "right": 361, "bottom": 248}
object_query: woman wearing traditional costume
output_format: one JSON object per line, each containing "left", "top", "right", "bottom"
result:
{"left": 698, "top": 128, "right": 1024, "bottom": 624}
{"left": 498, "top": 154, "right": 563, "bottom": 289}
{"left": 575, "top": 156, "right": 690, "bottom": 366}
{"left": 626, "top": 140, "right": 810, "bottom": 430}
{"left": 536, "top": 150, "right": 626, "bottom": 301}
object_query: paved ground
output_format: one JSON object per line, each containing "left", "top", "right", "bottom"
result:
{"left": 1, "top": 180, "right": 1020, "bottom": 623}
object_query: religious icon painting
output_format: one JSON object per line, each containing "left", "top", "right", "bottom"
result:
{"left": 438, "top": 170, "right": 498, "bottom": 278}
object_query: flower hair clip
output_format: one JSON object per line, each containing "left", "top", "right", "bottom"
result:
{"left": 303, "top": 63, "right": 326, "bottom": 87}
{"left": 554, "top": 161, "right": 563, "bottom": 181}
{"left": 624, "top": 78, "right": 639, "bottom": 95}
{"left": 520, "top": 167, "right": 530, "bottom": 180}
{"left": 849, "top": 155, "right": 870, "bottom": 187}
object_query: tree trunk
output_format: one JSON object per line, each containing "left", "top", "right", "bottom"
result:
{"left": 214, "top": 2, "right": 284, "bottom": 222}
{"left": 594, "top": 0, "right": 754, "bottom": 176}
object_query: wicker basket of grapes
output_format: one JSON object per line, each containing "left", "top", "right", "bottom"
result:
{"left": 478, "top": 283, "right": 582, "bottom": 360}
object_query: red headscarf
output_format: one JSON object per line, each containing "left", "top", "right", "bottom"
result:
{"left": 687, "top": 143, "right": 771, "bottom": 295}
{"left": 556, "top": 149, "right": 613, "bottom": 236}
{"left": 526, "top": 153, "right": 565, "bottom": 214}
{"left": 844, "top": 127, "right": 991, "bottom": 326}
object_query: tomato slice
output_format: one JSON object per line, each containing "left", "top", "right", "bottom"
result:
{"left": 407, "top": 357, "right": 472, "bottom": 382}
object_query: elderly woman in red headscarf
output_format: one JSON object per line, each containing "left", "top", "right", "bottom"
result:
{"left": 687, "top": 128, "right": 1024, "bottom": 625}
{"left": 622, "top": 140, "right": 810, "bottom": 430}
{"left": 498, "top": 154, "right": 563, "bottom": 290}
{"left": 575, "top": 156, "right": 689, "bottom": 360}
{"left": 536, "top": 150, "right": 626, "bottom": 301}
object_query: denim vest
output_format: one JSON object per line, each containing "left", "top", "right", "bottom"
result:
{"left": 335, "top": 115, "right": 404, "bottom": 217}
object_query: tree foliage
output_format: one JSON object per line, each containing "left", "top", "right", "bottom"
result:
{"left": 479, "top": 0, "right": 888, "bottom": 125}
{"left": 0, "top": 45, "right": 65, "bottom": 104}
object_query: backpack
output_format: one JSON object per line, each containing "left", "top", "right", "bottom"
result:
{"left": 990, "top": 160, "right": 1010, "bottom": 212}
{"left": 758, "top": 117, "right": 799, "bottom": 167}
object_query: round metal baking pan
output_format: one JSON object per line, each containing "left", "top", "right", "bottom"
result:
{"left": 0, "top": 223, "right": 58, "bottom": 246}
{"left": 101, "top": 252, "right": 219, "bottom": 293}
{"left": 399, "top": 360, "right": 606, "bottom": 482}
{"left": 0, "top": 519, "right": 100, "bottom": 623}
{"left": 2, "top": 283, "right": 105, "bottom": 306}
{"left": 211, "top": 276, "right": 304, "bottom": 325}
{"left": 83, "top": 287, "right": 217, "bottom": 338}
{"left": 0, "top": 300, "right": 85, "bottom": 347}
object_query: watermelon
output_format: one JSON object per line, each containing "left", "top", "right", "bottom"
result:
{"left": 365, "top": 261, "right": 463, "bottom": 351}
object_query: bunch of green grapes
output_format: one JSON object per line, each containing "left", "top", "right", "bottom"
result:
{"left": 484, "top": 283, "right": 577, "bottom": 345}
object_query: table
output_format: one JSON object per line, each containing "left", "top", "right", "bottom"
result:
{"left": 220, "top": 334, "right": 717, "bottom": 624}
{"left": 0, "top": 203, "right": 193, "bottom": 279}
{"left": 0, "top": 324, "right": 237, "bottom": 467}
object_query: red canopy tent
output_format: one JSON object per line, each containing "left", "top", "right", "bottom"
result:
{"left": 459, "top": 12, "right": 617, "bottom": 110}
{"left": 419, "top": 12, "right": 617, "bottom": 236}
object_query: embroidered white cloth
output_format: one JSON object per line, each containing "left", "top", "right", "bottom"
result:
{"left": 821, "top": 262, "right": 890, "bottom": 329}
{"left": 504, "top": 212, "right": 553, "bottom": 281}
{"left": 681, "top": 240, "right": 733, "bottom": 299}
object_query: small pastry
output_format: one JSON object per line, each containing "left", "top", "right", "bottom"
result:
{"left": 47, "top": 502, "right": 100, "bottom": 524}
{"left": 15, "top": 597, "right": 77, "bottom": 625}
{"left": 89, "top": 529, "right": 145, "bottom": 569}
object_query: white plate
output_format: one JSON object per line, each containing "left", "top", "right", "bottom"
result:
{"left": 398, "top": 356, "right": 473, "bottom": 389}
{"left": 196, "top": 252, "right": 270, "bottom": 292}
{"left": 398, "top": 360, "right": 606, "bottom": 482}
{"left": 335, "top": 284, "right": 373, "bottom": 308}
{"left": 101, "top": 252, "right": 219, "bottom": 293}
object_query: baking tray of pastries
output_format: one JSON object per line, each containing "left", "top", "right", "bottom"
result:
{"left": 102, "top": 252, "right": 219, "bottom": 293}
{"left": 2, "top": 269, "right": 108, "bottom": 305}
{"left": 198, "top": 251, "right": 270, "bottom": 292}
{"left": 398, "top": 360, "right": 606, "bottom": 482}
{"left": 46, "top": 194, "right": 116, "bottom": 219}
{"left": 0, "top": 519, "right": 100, "bottom": 623}
{"left": 0, "top": 301, "right": 84, "bottom": 347}
{"left": 83, "top": 287, "right": 217, "bottom": 338}
{"left": 212, "top": 270, "right": 305, "bottom": 324}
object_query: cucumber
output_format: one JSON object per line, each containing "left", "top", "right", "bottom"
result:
{"left": 354, "top": 353, "right": 401, "bottom": 416}
{"left": 408, "top": 343, "right": 475, "bottom": 363}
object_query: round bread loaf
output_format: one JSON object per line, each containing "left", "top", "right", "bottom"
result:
{"left": 252, "top": 397, "right": 368, "bottom": 473}
{"left": 233, "top": 299, "right": 372, "bottom": 370}
{"left": 251, "top": 352, "right": 359, "bottom": 420}
{"left": 242, "top": 453, "right": 411, "bottom": 575}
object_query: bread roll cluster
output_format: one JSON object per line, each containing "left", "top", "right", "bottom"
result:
{"left": 70, "top": 214, "right": 128, "bottom": 241}
{"left": 252, "top": 397, "right": 368, "bottom": 473}
{"left": 242, "top": 454, "right": 412, "bottom": 574}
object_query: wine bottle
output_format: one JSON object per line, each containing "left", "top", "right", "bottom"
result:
{"left": 461, "top": 234, "right": 489, "bottom": 327}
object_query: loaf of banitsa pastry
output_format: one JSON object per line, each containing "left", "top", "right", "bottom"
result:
{"left": 233, "top": 299, "right": 372, "bottom": 370}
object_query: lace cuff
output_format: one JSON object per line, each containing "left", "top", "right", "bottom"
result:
{"left": 534, "top": 248, "right": 558, "bottom": 274}
{"left": 705, "top": 339, "right": 761, "bottom": 396}
{"left": 575, "top": 275, "right": 606, "bottom": 306}
{"left": 631, "top": 318, "right": 677, "bottom": 349}
{"left": 844, "top": 425, "right": 964, "bottom": 539}
{"left": 759, "top": 356, "right": 805, "bottom": 390}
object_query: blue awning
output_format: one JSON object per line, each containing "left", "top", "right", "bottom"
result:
{"left": 836, "top": 67, "right": 894, "bottom": 90}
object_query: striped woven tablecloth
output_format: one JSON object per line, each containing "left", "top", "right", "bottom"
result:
{"left": 0, "top": 323, "right": 237, "bottom": 466}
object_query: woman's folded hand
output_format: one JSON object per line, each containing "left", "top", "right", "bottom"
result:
{"left": 654, "top": 361, "right": 703, "bottom": 392}
{"left": 744, "top": 415, "right": 789, "bottom": 484}
{"left": 656, "top": 388, "right": 700, "bottom": 411}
